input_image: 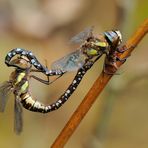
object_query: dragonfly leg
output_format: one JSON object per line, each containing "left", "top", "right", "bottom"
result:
{"left": 30, "top": 75, "right": 50, "bottom": 85}
{"left": 116, "top": 45, "right": 128, "bottom": 53}
{"left": 30, "top": 73, "right": 64, "bottom": 85}
{"left": 104, "top": 53, "right": 130, "bottom": 75}
{"left": 116, "top": 56, "right": 127, "bottom": 63}
{"left": 117, "top": 45, "right": 135, "bottom": 53}
{"left": 30, "top": 69, "right": 42, "bottom": 72}
{"left": 116, "top": 50, "right": 131, "bottom": 66}
{"left": 103, "top": 43, "right": 132, "bottom": 75}
{"left": 103, "top": 54, "right": 119, "bottom": 75}
{"left": 31, "top": 65, "right": 66, "bottom": 83}
{"left": 103, "top": 61, "right": 118, "bottom": 75}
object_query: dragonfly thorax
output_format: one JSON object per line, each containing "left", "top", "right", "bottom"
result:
{"left": 82, "top": 37, "right": 109, "bottom": 58}
{"left": 10, "top": 70, "right": 29, "bottom": 95}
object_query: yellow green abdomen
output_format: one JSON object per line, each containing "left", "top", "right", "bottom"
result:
{"left": 15, "top": 72, "right": 29, "bottom": 93}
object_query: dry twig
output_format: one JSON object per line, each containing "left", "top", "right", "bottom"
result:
{"left": 51, "top": 19, "right": 148, "bottom": 148}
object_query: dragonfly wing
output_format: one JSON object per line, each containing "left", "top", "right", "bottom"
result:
{"left": 0, "top": 81, "right": 12, "bottom": 112}
{"left": 70, "top": 27, "right": 94, "bottom": 44}
{"left": 14, "top": 97, "right": 23, "bottom": 135}
{"left": 51, "top": 50, "right": 86, "bottom": 72}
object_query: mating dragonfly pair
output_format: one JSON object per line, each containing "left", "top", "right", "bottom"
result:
{"left": 0, "top": 27, "right": 127, "bottom": 134}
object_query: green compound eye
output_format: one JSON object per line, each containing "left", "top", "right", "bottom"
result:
{"left": 87, "top": 48, "right": 98, "bottom": 55}
{"left": 94, "top": 41, "right": 107, "bottom": 47}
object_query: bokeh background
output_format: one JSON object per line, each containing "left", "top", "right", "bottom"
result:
{"left": 0, "top": 0, "right": 148, "bottom": 148}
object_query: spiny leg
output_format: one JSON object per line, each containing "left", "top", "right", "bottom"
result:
{"left": 31, "top": 70, "right": 63, "bottom": 85}
{"left": 30, "top": 74, "right": 64, "bottom": 85}
{"left": 30, "top": 75, "right": 50, "bottom": 85}
{"left": 103, "top": 54, "right": 130, "bottom": 75}
{"left": 116, "top": 45, "right": 128, "bottom": 53}
{"left": 103, "top": 53, "right": 120, "bottom": 75}
{"left": 103, "top": 43, "right": 132, "bottom": 75}
{"left": 117, "top": 45, "right": 136, "bottom": 53}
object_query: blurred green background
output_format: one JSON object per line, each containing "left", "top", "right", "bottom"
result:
{"left": 0, "top": 0, "right": 148, "bottom": 148}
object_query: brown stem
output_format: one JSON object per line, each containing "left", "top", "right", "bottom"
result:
{"left": 51, "top": 19, "right": 148, "bottom": 148}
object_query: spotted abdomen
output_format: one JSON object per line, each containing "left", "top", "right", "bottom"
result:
{"left": 5, "top": 48, "right": 48, "bottom": 74}
{"left": 20, "top": 93, "right": 49, "bottom": 113}
{"left": 19, "top": 62, "right": 94, "bottom": 113}
{"left": 5, "top": 48, "right": 65, "bottom": 76}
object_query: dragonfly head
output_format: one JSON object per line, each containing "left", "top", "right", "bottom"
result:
{"left": 9, "top": 56, "right": 32, "bottom": 70}
{"left": 104, "top": 30, "right": 122, "bottom": 46}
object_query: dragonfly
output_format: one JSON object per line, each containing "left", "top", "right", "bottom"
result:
{"left": 48, "top": 27, "right": 128, "bottom": 111}
{"left": 5, "top": 48, "right": 66, "bottom": 76}
{"left": 1, "top": 49, "right": 67, "bottom": 134}
{"left": 0, "top": 28, "right": 127, "bottom": 134}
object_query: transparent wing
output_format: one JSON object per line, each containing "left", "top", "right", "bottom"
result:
{"left": 14, "top": 97, "right": 23, "bottom": 135}
{"left": 0, "top": 81, "right": 12, "bottom": 112}
{"left": 70, "top": 27, "right": 94, "bottom": 44}
{"left": 51, "top": 50, "right": 86, "bottom": 72}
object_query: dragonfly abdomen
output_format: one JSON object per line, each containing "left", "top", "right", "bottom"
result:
{"left": 5, "top": 48, "right": 48, "bottom": 74}
{"left": 20, "top": 91, "right": 62, "bottom": 113}
{"left": 20, "top": 62, "right": 93, "bottom": 113}
{"left": 20, "top": 93, "right": 49, "bottom": 113}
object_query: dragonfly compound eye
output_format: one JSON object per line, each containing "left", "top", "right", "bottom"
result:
{"left": 104, "top": 30, "right": 122, "bottom": 46}
{"left": 114, "top": 30, "right": 122, "bottom": 43}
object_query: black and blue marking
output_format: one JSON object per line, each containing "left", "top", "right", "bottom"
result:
{"left": 5, "top": 48, "right": 65, "bottom": 76}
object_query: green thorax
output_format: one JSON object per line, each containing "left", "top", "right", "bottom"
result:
{"left": 14, "top": 71, "right": 29, "bottom": 94}
{"left": 85, "top": 39, "right": 109, "bottom": 57}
